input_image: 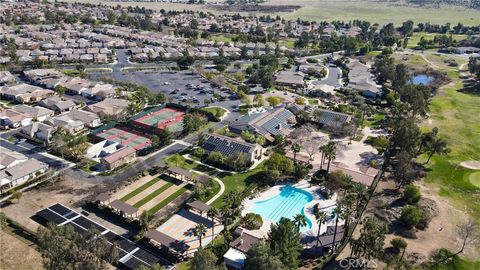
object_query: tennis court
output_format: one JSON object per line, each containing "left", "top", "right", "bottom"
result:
{"left": 96, "top": 127, "right": 152, "bottom": 151}
{"left": 132, "top": 108, "right": 185, "bottom": 133}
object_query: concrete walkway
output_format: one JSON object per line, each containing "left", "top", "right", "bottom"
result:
{"left": 190, "top": 170, "right": 225, "bottom": 205}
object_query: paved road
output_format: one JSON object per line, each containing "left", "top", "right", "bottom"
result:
{"left": 312, "top": 66, "right": 343, "bottom": 88}
{"left": 64, "top": 142, "right": 189, "bottom": 183}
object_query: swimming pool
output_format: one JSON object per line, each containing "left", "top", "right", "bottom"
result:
{"left": 252, "top": 185, "right": 313, "bottom": 232}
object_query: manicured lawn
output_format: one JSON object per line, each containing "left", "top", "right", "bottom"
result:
{"left": 147, "top": 186, "right": 188, "bottom": 214}
{"left": 209, "top": 34, "right": 233, "bottom": 43}
{"left": 201, "top": 178, "right": 221, "bottom": 203}
{"left": 133, "top": 182, "right": 174, "bottom": 208}
{"left": 407, "top": 32, "right": 468, "bottom": 49}
{"left": 164, "top": 155, "right": 197, "bottom": 170}
{"left": 120, "top": 177, "right": 161, "bottom": 202}
{"left": 211, "top": 161, "right": 266, "bottom": 208}
{"left": 420, "top": 79, "right": 480, "bottom": 220}
{"left": 201, "top": 107, "right": 227, "bottom": 117}
{"left": 364, "top": 113, "right": 385, "bottom": 129}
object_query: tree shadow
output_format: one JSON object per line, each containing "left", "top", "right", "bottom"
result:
{"left": 457, "top": 79, "right": 480, "bottom": 97}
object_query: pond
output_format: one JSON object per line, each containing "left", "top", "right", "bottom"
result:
{"left": 411, "top": 74, "right": 434, "bottom": 85}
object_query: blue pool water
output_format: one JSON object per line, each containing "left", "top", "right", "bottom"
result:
{"left": 252, "top": 185, "right": 313, "bottom": 232}
{"left": 411, "top": 74, "right": 433, "bottom": 85}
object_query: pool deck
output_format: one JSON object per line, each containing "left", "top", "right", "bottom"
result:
{"left": 242, "top": 180, "right": 343, "bottom": 237}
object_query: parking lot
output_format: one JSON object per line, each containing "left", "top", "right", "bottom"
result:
{"left": 89, "top": 69, "right": 241, "bottom": 118}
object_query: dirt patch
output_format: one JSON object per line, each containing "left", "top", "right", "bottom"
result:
{"left": 1, "top": 176, "right": 99, "bottom": 232}
{"left": 460, "top": 160, "right": 480, "bottom": 170}
{"left": 0, "top": 230, "right": 42, "bottom": 270}
{"left": 338, "top": 178, "right": 479, "bottom": 264}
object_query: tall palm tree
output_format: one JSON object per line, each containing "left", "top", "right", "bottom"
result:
{"left": 313, "top": 204, "right": 328, "bottom": 249}
{"left": 425, "top": 137, "right": 450, "bottom": 164}
{"left": 324, "top": 141, "right": 337, "bottom": 178}
{"left": 330, "top": 206, "right": 344, "bottom": 254}
{"left": 352, "top": 184, "right": 368, "bottom": 219}
{"left": 193, "top": 223, "right": 207, "bottom": 248}
{"left": 207, "top": 207, "right": 219, "bottom": 243}
{"left": 293, "top": 214, "right": 307, "bottom": 230}
{"left": 319, "top": 144, "right": 326, "bottom": 168}
{"left": 291, "top": 143, "right": 301, "bottom": 164}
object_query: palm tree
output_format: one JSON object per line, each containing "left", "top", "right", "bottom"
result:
{"left": 207, "top": 207, "right": 219, "bottom": 243}
{"left": 291, "top": 143, "right": 301, "bottom": 164}
{"left": 324, "top": 141, "right": 337, "bottom": 178}
{"left": 293, "top": 214, "right": 307, "bottom": 230}
{"left": 193, "top": 223, "right": 207, "bottom": 248}
{"left": 313, "top": 204, "right": 328, "bottom": 249}
{"left": 330, "top": 206, "right": 344, "bottom": 254}
{"left": 425, "top": 137, "right": 450, "bottom": 164}
{"left": 352, "top": 184, "right": 368, "bottom": 219}
{"left": 319, "top": 144, "right": 326, "bottom": 168}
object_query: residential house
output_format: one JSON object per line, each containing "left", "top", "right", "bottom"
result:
{"left": 38, "top": 96, "right": 76, "bottom": 113}
{"left": 20, "top": 122, "right": 55, "bottom": 143}
{"left": 313, "top": 109, "right": 352, "bottom": 128}
{"left": 0, "top": 157, "right": 48, "bottom": 191}
{"left": 85, "top": 98, "right": 129, "bottom": 119}
{"left": 274, "top": 71, "right": 305, "bottom": 88}
{"left": 229, "top": 107, "right": 296, "bottom": 142}
{"left": 13, "top": 105, "right": 54, "bottom": 122}
{"left": 0, "top": 109, "right": 32, "bottom": 129}
{"left": 0, "top": 71, "right": 16, "bottom": 85}
{"left": 46, "top": 114, "right": 85, "bottom": 134}
{"left": 0, "top": 83, "right": 55, "bottom": 103}
{"left": 81, "top": 83, "right": 115, "bottom": 100}
{"left": 67, "top": 109, "right": 102, "bottom": 128}
{"left": 0, "top": 148, "right": 28, "bottom": 170}
{"left": 100, "top": 145, "right": 136, "bottom": 170}
{"left": 202, "top": 134, "right": 262, "bottom": 164}
{"left": 223, "top": 228, "right": 263, "bottom": 269}
{"left": 23, "top": 69, "right": 66, "bottom": 88}
{"left": 347, "top": 60, "right": 382, "bottom": 98}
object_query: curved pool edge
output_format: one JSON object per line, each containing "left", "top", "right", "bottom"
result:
{"left": 242, "top": 180, "right": 340, "bottom": 236}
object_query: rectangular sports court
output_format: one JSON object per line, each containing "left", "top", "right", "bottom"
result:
{"left": 96, "top": 127, "right": 152, "bottom": 151}
{"left": 132, "top": 107, "right": 185, "bottom": 133}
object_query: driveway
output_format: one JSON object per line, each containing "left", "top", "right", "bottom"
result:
{"left": 312, "top": 66, "right": 343, "bottom": 89}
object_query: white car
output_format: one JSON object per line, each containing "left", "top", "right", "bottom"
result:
{"left": 164, "top": 82, "right": 170, "bottom": 85}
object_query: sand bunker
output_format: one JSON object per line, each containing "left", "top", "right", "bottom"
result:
{"left": 459, "top": 160, "right": 480, "bottom": 170}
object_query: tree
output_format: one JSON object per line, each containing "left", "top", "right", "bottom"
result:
{"left": 265, "top": 153, "right": 294, "bottom": 175}
{"left": 425, "top": 137, "right": 450, "bottom": 164}
{"left": 403, "top": 185, "right": 421, "bottom": 205}
{"left": 324, "top": 141, "right": 337, "bottom": 178}
{"left": 400, "top": 205, "right": 422, "bottom": 229}
{"left": 207, "top": 207, "right": 219, "bottom": 243}
{"left": 390, "top": 237, "right": 408, "bottom": 261}
{"left": 37, "top": 224, "right": 111, "bottom": 270}
{"left": 293, "top": 214, "right": 307, "bottom": 230}
{"left": 245, "top": 241, "right": 286, "bottom": 270}
{"left": 313, "top": 204, "right": 328, "bottom": 249}
{"left": 266, "top": 96, "right": 282, "bottom": 106}
{"left": 350, "top": 217, "right": 387, "bottom": 260}
{"left": 139, "top": 210, "right": 153, "bottom": 232}
{"left": 182, "top": 113, "right": 207, "bottom": 134}
{"left": 330, "top": 206, "right": 344, "bottom": 253}
{"left": 137, "top": 263, "right": 165, "bottom": 270}
{"left": 190, "top": 248, "right": 221, "bottom": 270}
{"left": 193, "top": 223, "right": 207, "bottom": 248}
{"left": 10, "top": 191, "right": 22, "bottom": 203}
{"left": 393, "top": 150, "right": 417, "bottom": 189}
{"left": 268, "top": 218, "right": 303, "bottom": 269}
{"left": 291, "top": 143, "right": 301, "bottom": 164}
{"left": 254, "top": 94, "right": 265, "bottom": 107}
{"left": 177, "top": 50, "right": 195, "bottom": 69}
{"left": 241, "top": 213, "right": 263, "bottom": 230}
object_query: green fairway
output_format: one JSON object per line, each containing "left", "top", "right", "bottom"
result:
{"left": 421, "top": 78, "right": 480, "bottom": 219}
{"left": 133, "top": 182, "right": 174, "bottom": 208}
{"left": 120, "top": 177, "right": 161, "bottom": 202}
{"left": 469, "top": 172, "right": 480, "bottom": 188}
{"left": 407, "top": 32, "right": 469, "bottom": 49}
{"left": 147, "top": 186, "right": 188, "bottom": 214}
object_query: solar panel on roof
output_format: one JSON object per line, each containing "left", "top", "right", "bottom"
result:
{"left": 37, "top": 208, "right": 67, "bottom": 225}
{"left": 49, "top": 203, "right": 73, "bottom": 217}
{"left": 72, "top": 216, "right": 107, "bottom": 233}
{"left": 133, "top": 249, "right": 160, "bottom": 265}
{"left": 123, "top": 256, "right": 148, "bottom": 270}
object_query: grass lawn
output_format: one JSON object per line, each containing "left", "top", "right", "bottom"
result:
{"left": 79, "top": 160, "right": 99, "bottom": 173}
{"left": 147, "top": 186, "right": 188, "bottom": 214}
{"left": 201, "top": 106, "right": 227, "bottom": 117}
{"left": 7, "top": 136, "right": 16, "bottom": 142}
{"left": 61, "top": 69, "right": 81, "bottom": 76}
{"left": 307, "top": 98, "right": 319, "bottom": 105}
{"left": 209, "top": 34, "right": 233, "bottom": 43}
{"left": 120, "top": 177, "right": 161, "bottom": 202}
{"left": 431, "top": 255, "right": 480, "bottom": 270}
{"left": 211, "top": 161, "right": 266, "bottom": 208}
{"left": 278, "top": 38, "right": 296, "bottom": 49}
{"left": 419, "top": 79, "right": 480, "bottom": 220}
{"left": 133, "top": 182, "right": 174, "bottom": 208}
{"left": 364, "top": 113, "right": 385, "bottom": 129}
{"left": 407, "top": 32, "right": 468, "bottom": 49}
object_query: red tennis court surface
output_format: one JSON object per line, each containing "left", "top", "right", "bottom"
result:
{"left": 132, "top": 108, "right": 185, "bottom": 133}
{"left": 96, "top": 127, "right": 152, "bottom": 151}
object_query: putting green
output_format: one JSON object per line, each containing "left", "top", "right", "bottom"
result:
{"left": 469, "top": 172, "right": 480, "bottom": 188}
